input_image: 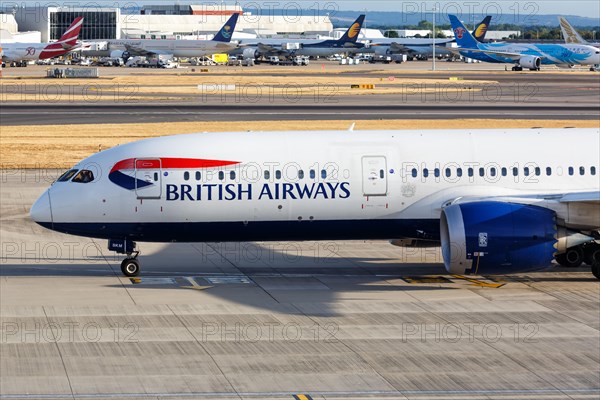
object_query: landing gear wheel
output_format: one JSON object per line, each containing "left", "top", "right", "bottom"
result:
{"left": 592, "top": 263, "right": 600, "bottom": 280}
{"left": 555, "top": 246, "right": 584, "bottom": 268}
{"left": 583, "top": 244, "right": 600, "bottom": 266}
{"left": 121, "top": 258, "right": 140, "bottom": 277}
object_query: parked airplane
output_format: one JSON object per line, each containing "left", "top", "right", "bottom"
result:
{"left": 233, "top": 15, "right": 366, "bottom": 60}
{"left": 558, "top": 17, "right": 600, "bottom": 48}
{"left": 99, "top": 13, "right": 239, "bottom": 59}
{"left": 1, "top": 17, "right": 84, "bottom": 65}
{"left": 368, "top": 16, "right": 492, "bottom": 59}
{"left": 30, "top": 129, "right": 600, "bottom": 280}
{"left": 448, "top": 14, "right": 600, "bottom": 71}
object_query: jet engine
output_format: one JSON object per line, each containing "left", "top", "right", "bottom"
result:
{"left": 242, "top": 48, "right": 259, "bottom": 60}
{"left": 519, "top": 55, "right": 541, "bottom": 70}
{"left": 110, "top": 50, "right": 131, "bottom": 60}
{"left": 440, "top": 201, "right": 557, "bottom": 275}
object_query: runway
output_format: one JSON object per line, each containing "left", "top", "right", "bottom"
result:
{"left": 2, "top": 103, "right": 599, "bottom": 125}
{"left": 1, "top": 171, "right": 599, "bottom": 399}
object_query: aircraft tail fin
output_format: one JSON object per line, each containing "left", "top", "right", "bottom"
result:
{"left": 558, "top": 16, "right": 588, "bottom": 45}
{"left": 448, "top": 14, "right": 479, "bottom": 48}
{"left": 472, "top": 16, "right": 491, "bottom": 42}
{"left": 337, "top": 15, "right": 365, "bottom": 44}
{"left": 56, "top": 17, "right": 84, "bottom": 47}
{"left": 213, "top": 13, "right": 240, "bottom": 42}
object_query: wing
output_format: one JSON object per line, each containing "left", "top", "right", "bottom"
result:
{"left": 123, "top": 43, "right": 158, "bottom": 57}
{"left": 449, "top": 46, "right": 548, "bottom": 62}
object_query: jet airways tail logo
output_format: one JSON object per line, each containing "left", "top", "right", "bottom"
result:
{"left": 475, "top": 24, "right": 488, "bottom": 38}
{"left": 347, "top": 23, "right": 361, "bottom": 39}
{"left": 109, "top": 157, "right": 240, "bottom": 190}
{"left": 454, "top": 27, "right": 466, "bottom": 39}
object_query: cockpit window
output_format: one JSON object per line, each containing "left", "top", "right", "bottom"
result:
{"left": 56, "top": 169, "right": 79, "bottom": 182}
{"left": 72, "top": 170, "right": 95, "bottom": 183}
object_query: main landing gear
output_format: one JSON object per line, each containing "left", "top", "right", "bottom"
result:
{"left": 108, "top": 239, "right": 141, "bottom": 277}
{"left": 555, "top": 243, "right": 600, "bottom": 280}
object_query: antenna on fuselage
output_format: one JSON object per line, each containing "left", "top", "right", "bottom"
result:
{"left": 348, "top": 122, "right": 356, "bottom": 131}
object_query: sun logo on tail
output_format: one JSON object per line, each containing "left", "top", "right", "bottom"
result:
{"left": 347, "top": 23, "right": 360, "bottom": 39}
{"left": 475, "top": 24, "right": 488, "bottom": 37}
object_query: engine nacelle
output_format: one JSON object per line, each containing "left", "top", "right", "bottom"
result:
{"left": 242, "top": 48, "right": 259, "bottom": 60}
{"left": 440, "top": 201, "right": 557, "bottom": 275}
{"left": 110, "top": 50, "right": 131, "bottom": 60}
{"left": 519, "top": 55, "right": 541, "bottom": 69}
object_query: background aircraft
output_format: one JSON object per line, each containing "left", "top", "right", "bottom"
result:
{"left": 98, "top": 13, "right": 239, "bottom": 59}
{"left": 1, "top": 17, "right": 84, "bottom": 65}
{"left": 367, "top": 16, "right": 492, "bottom": 59}
{"left": 558, "top": 17, "right": 600, "bottom": 48}
{"left": 30, "top": 129, "right": 600, "bottom": 280}
{"left": 448, "top": 14, "right": 600, "bottom": 71}
{"left": 233, "top": 15, "right": 366, "bottom": 60}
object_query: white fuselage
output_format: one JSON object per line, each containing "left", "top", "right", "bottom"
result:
{"left": 87, "top": 39, "right": 237, "bottom": 57}
{"left": 2, "top": 43, "right": 54, "bottom": 61}
{"left": 31, "top": 129, "right": 600, "bottom": 244}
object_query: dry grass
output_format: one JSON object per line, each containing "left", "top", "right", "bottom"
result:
{"left": 2, "top": 119, "right": 597, "bottom": 169}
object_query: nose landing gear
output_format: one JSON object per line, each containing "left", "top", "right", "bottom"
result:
{"left": 108, "top": 239, "right": 141, "bottom": 277}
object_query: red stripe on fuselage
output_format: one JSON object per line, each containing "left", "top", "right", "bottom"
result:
{"left": 110, "top": 158, "right": 240, "bottom": 173}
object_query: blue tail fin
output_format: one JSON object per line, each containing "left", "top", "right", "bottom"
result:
{"left": 472, "top": 16, "right": 491, "bottom": 42}
{"left": 213, "top": 13, "right": 239, "bottom": 42}
{"left": 448, "top": 14, "right": 479, "bottom": 48}
{"left": 337, "top": 15, "right": 365, "bottom": 44}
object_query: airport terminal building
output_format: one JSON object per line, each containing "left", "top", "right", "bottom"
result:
{"left": 11, "top": 5, "right": 333, "bottom": 42}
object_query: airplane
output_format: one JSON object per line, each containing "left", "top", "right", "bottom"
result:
{"left": 30, "top": 128, "right": 600, "bottom": 280}
{"left": 100, "top": 13, "right": 239, "bottom": 60}
{"left": 448, "top": 14, "right": 600, "bottom": 71}
{"left": 558, "top": 17, "right": 600, "bottom": 48}
{"left": 1, "top": 17, "right": 84, "bottom": 66}
{"left": 232, "top": 15, "right": 366, "bottom": 60}
{"left": 367, "top": 16, "right": 492, "bottom": 59}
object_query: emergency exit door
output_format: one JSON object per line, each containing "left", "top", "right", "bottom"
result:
{"left": 135, "top": 158, "right": 162, "bottom": 199}
{"left": 362, "top": 156, "right": 388, "bottom": 196}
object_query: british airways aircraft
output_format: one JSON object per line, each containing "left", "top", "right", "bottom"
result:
{"left": 30, "top": 129, "right": 600, "bottom": 279}
{"left": 1, "top": 17, "right": 84, "bottom": 63}
{"left": 448, "top": 14, "right": 600, "bottom": 71}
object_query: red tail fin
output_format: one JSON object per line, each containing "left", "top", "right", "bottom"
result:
{"left": 57, "top": 17, "right": 84, "bottom": 46}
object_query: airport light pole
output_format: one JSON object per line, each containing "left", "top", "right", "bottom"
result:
{"left": 432, "top": 7, "right": 437, "bottom": 71}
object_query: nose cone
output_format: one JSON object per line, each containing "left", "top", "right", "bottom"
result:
{"left": 30, "top": 190, "right": 53, "bottom": 226}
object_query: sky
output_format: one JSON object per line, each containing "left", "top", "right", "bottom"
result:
{"left": 6, "top": 1, "right": 600, "bottom": 18}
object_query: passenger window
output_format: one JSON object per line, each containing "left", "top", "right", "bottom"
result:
{"left": 276, "top": 170, "right": 282, "bottom": 180}
{"left": 411, "top": 168, "right": 418, "bottom": 178}
{"left": 580, "top": 166, "right": 585, "bottom": 175}
{"left": 513, "top": 167, "right": 518, "bottom": 176}
{"left": 218, "top": 171, "right": 224, "bottom": 180}
{"left": 457, "top": 168, "right": 463, "bottom": 177}
{"left": 379, "top": 169, "right": 384, "bottom": 179}
{"left": 490, "top": 167, "right": 496, "bottom": 177}
{"left": 321, "top": 170, "right": 327, "bottom": 179}
{"left": 71, "top": 170, "right": 94, "bottom": 183}
{"left": 310, "top": 170, "right": 316, "bottom": 179}
{"left": 524, "top": 167, "right": 530, "bottom": 176}
{"left": 468, "top": 168, "right": 474, "bottom": 177}
{"left": 434, "top": 168, "right": 440, "bottom": 178}
{"left": 196, "top": 171, "right": 201, "bottom": 181}
{"left": 423, "top": 168, "right": 429, "bottom": 178}
{"left": 184, "top": 171, "right": 190, "bottom": 181}
{"left": 298, "top": 170, "right": 304, "bottom": 179}
{"left": 546, "top": 167, "right": 552, "bottom": 176}
{"left": 501, "top": 167, "right": 507, "bottom": 177}
{"left": 57, "top": 169, "right": 78, "bottom": 182}
{"left": 445, "top": 168, "right": 451, "bottom": 177}
{"left": 230, "top": 171, "right": 236, "bottom": 180}
{"left": 569, "top": 167, "right": 574, "bottom": 176}
{"left": 479, "top": 167, "right": 484, "bottom": 177}
{"left": 591, "top": 167, "right": 597, "bottom": 176}
{"left": 535, "top": 167, "right": 541, "bottom": 176}
{"left": 264, "top": 170, "right": 270, "bottom": 180}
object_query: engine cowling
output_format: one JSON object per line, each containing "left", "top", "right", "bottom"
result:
{"left": 110, "top": 50, "right": 131, "bottom": 60}
{"left": 242, "top": 48, "right": 259, "bottom": 60}
{"left": 519, "top": 55, "right": 541, "bottom": 69}
{"left": 440, "top": 201, "right": 557, "bottom": 275}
